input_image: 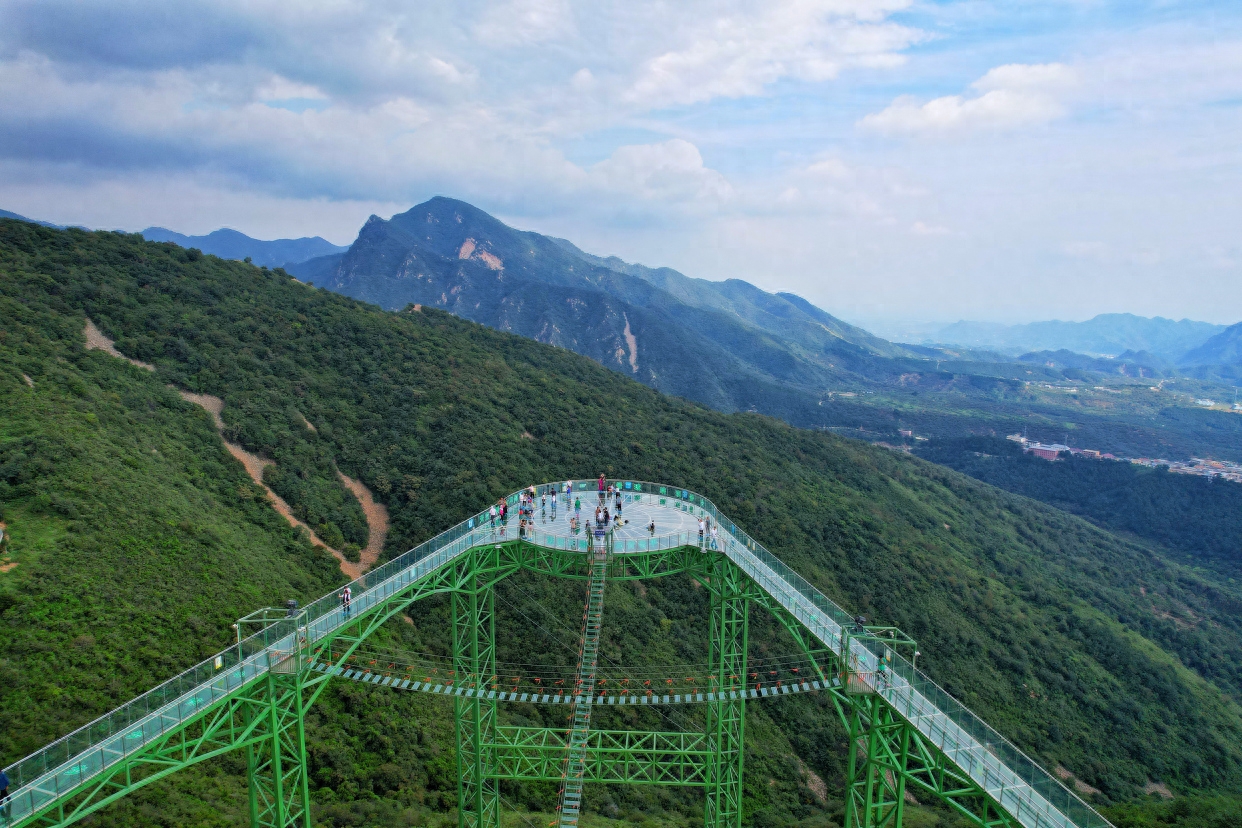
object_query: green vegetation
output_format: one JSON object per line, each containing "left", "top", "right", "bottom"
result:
{"left": 2, "top": 220, "right": 1241, "bottom": 825}
{"left": 915, "top": 436, "right": 1242, "bottom": 570}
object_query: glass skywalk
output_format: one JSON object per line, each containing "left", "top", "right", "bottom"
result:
{"left": 1, "top": 480, "right": 1111, "bottom": 828}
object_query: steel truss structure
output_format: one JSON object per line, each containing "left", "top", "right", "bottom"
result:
{"left": 5, "top": 482, "right": 1110, "bottom": 828}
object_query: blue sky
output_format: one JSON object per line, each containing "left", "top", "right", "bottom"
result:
{"left": 1, "top": 0, "right": 1240, "bottom": 328}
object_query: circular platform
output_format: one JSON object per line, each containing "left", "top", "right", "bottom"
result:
{"left": 477, "top": 488, "right": 718, "bottom": 553}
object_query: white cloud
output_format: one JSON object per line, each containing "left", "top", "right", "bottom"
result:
{"left": 911, "top": 220, "right": 949, "bottom": 236}
{"left": 624, "top": 0, "right": 918, "bottom": 109}
{"left": 590, "top": 139, "right": 732, "bottom": 204}
{"left": 255, "top": 76, "right": 327, "bottom": 103}
{"left": 570, "top": 68, "right": 594, "bottom": 91}
{"left": 474, "top": 0, "right": 575, "bottom": 46}
{"left": 860, "top": 62, "right": 1076, "bottom": 134}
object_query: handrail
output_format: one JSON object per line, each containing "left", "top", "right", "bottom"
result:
{"left": 607, "top": 480, "right": 1111, "bottom": 828}
{"left": 2, "top": 480, "right": 1111, "bottom": 828}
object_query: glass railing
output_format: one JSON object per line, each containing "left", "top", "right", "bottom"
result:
{"left": 1, "top": 480, "right": 1110, "bottom": 828}
{"left": 592, "top": 479, "right": 1110, "bottom": 828}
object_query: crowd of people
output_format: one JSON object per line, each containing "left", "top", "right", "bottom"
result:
{"left": 450, "top": 476, "right": 731, "bottom": 551}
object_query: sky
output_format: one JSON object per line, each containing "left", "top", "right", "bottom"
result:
{"left": 1, "top": 1, "right": 1240, "bottom": 328}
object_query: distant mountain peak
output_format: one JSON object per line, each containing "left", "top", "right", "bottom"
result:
{"left": 140, "top": 226, "right": 348, "bottom": 268}
{"left": 288, "top": 196, "right": 918, "bottom": 419}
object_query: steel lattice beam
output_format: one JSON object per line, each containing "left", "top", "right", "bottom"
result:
{"left": 488, "top": 727, "right": 710, "bottom": 785}
{"left": 8, "top": 516, "right": 1088, "bottom": 828}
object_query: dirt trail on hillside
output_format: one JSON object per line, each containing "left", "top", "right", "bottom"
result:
{"left": 83, "top": 319, "right": 382, "bottom": 579}
{"left": 84, "top": 319, "right": 155, "bottom": 371}
{"left": 336, "top": 472, "right": 389, "bottom": 571}
{"left": 173, "top": 390, "right": 365, "bottom": 578}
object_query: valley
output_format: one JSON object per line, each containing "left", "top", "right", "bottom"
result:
{"left": 2, "top": 220, "right": 1241, "bottom": 826}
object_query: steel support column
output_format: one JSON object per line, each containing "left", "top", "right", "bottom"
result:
{"left": 453, "top": 556, "right": 500, "bottom": 828}
{"left": 704, "top": 556, "right": 749, "bottom": 828}
{"left": 244, "top": 662, "right": 312, "bottom": 828}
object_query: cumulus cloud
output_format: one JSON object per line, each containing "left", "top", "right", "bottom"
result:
{"left": 474, "top": 0, "right": 575, "bottom": 45}
{"left": 625, "top": 0, "right": 918, "bottom": 109}
{"left": 860, "top": 62, "right": 1076, "bottom": 134}
{"left": 590, "top": 139, "right": 732, "bottom": 204}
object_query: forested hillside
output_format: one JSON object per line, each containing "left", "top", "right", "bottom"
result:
{"left": 916, "top": 437, "right": 1242, "bottom": 573}
{"left": 2, "top": 220, "right": 1242, "bottom": 826}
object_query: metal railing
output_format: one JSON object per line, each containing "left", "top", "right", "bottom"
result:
{"left": 2, "top": 480, "right": 1111, "bottom": 828}
{"left": 600, "top": 480, "right": 1111, "bottom": 828}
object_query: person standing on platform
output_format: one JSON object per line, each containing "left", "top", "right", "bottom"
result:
{"left": 597, "top": 474, "right": 606, "bottom": 504}
{"left": 574, "top": 496, "right": 581, "bottom": 524}
{"left": 340, "top": 585, "right": 352, "bottom": 619}
{"left": 1, "top": 767, "right": 11, "bottom": 822}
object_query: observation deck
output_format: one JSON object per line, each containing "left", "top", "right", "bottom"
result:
{"left": 0, "top": 480, "right": 1112, "bottom": 828}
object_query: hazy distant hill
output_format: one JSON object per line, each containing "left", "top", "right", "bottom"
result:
{"left": 0, "top": 208, "right": 63, "bottom": 228}
{"left": 140, "top": 226, "right": 347, "bottom": 268}
{"left": 934, "top": 313, "right": 1223, "bottom": 360}
{"left": 1018, "top": 348, "right": 1172, "bottom": 377}
{"left": 548, "top": 236, "right": 906, "bottom": 359}
{"left": 291, "top": 197, "right": 915, "bottom": 414}
{"left": 1179, "top": 321, "right": 1242, "bottom": 366}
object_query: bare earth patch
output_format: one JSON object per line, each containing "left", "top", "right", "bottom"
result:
{"left": 84, "top": 322, "right": 386, "bottom": 581}
{"left": 794, "top": 756, "right": 827, "bottom": 806}
{"left": 336, "top": 471, "right": 389, "bottom": 573}
{"left": 622, "top": 314, "right": 639, "bottom": 373}
{"left": 1055, "top": 765, "right": 1101, "bottom": 797}
{"left": 0, "top": 521, "right": 14, "bottom": 572}
{"left": 84, "top": 319, "right": 154, "bottom": 371}
{"left": 172, "top": 390, "right": 357, "bottom": 569}
{"left": 1144, "top": 781, "right": 1174, "bottom": 799}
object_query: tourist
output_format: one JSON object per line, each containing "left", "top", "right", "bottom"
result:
{"left": 574, "top": 496, "right": 581, "bottom": 523}
{"left": 0, "top": 767, "right": 10, "bottom": 821}
{"left": 603, "top": 507, "right": 611, "bottom": 525}
{"left": 541, "top": 491, "right": 547, "bottom": 517}
{"left": 698, "top": 518, "right": 705, "bottom": 546}
{"left": 489, "top": 504, "right": 497, "bottom": 527}
{"left": 597, "top": 474, "right": 606, "bottom": 504}
{"left": 710, "top": 525, "right": 719, "bottom": 550}
{"left": 648, "top": 519, "right": 656, "bottom": 535}
{"left": 340, "top": 586, "right": 352, "bottom": 618}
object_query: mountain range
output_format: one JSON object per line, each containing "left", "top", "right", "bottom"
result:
{"left": 0, "top": 208, "right": 65, "bottom": 229}
{"left": 932, "top": 314, "right": 1226, "bottom": 362}
{"left": 289, "top": 197, "right": 922, "bottom": 415}
{"left": 139, "top": 226, "right": 347, "bottom": 268}
{"left": 1180, "top": 321, "right": 1242, "bottom": 367}
{"left": 4, "top": 220, "right": 1242, "bottom": 827}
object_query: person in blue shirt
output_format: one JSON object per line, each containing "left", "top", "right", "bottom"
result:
{"left": 1, "top": 767, "right": 11, "bottom": 821}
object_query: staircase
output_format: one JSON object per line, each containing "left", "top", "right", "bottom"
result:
{"left": 555, "top": 546, "right": 609, "bottom": 827}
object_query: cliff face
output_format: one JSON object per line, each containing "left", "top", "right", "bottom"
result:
{"left": 298, "top": 196, "right": 908, "bottom": 414}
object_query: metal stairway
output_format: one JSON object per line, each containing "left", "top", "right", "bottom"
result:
{"left": 555, "top": 544, "right": 609, "bottom": 827}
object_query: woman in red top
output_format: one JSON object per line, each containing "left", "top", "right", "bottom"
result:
{"left": 597, "top": 474, "right": 606, "bottom": 504}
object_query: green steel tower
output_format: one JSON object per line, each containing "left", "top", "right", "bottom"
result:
{"left": 0, "top": 481, "right": 1112, "bottom": 828}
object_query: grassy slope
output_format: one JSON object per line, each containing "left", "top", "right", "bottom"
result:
{"left": 1, "top": 221, "right": 1241, "bottom": 825}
